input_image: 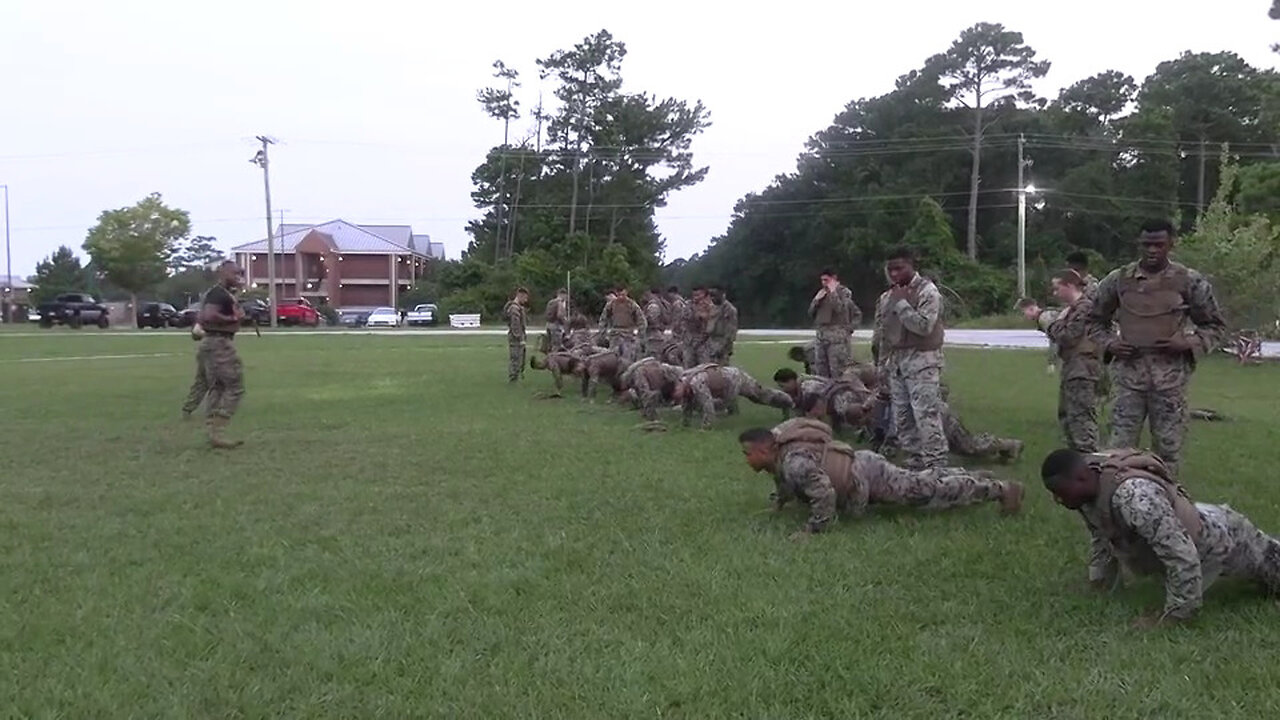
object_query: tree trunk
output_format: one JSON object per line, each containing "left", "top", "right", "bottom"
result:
{"left": 506, "top": 148, "right": 526, "bottom": 255}
{"left": 966, "top": 103, "right": 983, "bottom": 261}
{"left": 1196, "top": 135, "right": 1207, "bottom": 215}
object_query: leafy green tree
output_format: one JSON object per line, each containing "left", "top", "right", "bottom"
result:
{"left": 30, "top": 246, "right": 91, "bottom": 305}
{"left": 929, "top": 22, "right": 1050, "bottom": 259}
{"left": 83, "top": 193, "right": 191, "bottom": 311}
{"left": 169, "top": 235, "right": 224, "bottom": 273}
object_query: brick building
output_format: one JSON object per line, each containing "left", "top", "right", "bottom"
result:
{"left": 230, "top": 220, "right": 444, "bottom": 308}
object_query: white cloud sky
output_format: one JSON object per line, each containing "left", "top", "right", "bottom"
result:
{"left": 1, "top": 0, "right": 1275, "bottom": 278}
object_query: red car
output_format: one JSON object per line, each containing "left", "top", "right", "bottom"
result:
{"left": 276, "top": 297, "right": 320, "bottom": 327}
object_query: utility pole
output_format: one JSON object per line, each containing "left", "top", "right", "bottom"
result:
{"left": 1016, "top": 134, "right": 1027, "bottom": 299}
{"left": 2, "top": 185, "right": 10, "bottom": 324}
{"left": 1197, "top": 136, "right": 1208, "bottom": 213}
{"left": 251, "top": 136, "right": 278, "bottom": 327}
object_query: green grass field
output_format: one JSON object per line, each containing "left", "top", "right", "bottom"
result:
{"left": 3, "top": 330, "right": 1280, "bottom": 718}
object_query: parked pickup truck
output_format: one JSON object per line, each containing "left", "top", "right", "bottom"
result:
{"left": 276, "top": 297, "right": 320, "bottom": 326}
{"left": 37, "top": 293, "right": 110, "bottom": 328}
{"left": 404, "top": 303, "right": 438, "bottom": 327}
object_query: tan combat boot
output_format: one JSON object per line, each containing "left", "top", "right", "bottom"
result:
{"left": 1000, "top": 481, "right": 1025, "bottom": 514}
{"left": 207, "top": 416, "right": 243, "bottom": 449}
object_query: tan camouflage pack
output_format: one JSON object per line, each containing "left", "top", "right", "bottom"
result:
{"left": 1095, "top": 449, "right": 1202, "bottom": 541}
{"left": 772, "top": 418, "right": 858, "bottom": 501}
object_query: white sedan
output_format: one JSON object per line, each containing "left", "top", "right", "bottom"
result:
{"left": 366, "top": 307, "right": 401, "bottom": 328}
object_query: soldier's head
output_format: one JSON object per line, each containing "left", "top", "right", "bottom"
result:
{"left": 1040, "top": 448, "right": 1099, "bottom": 510}
{"left": 218, "top": 260, "right": 244, "bottom": 289}
{"left": 514, "top": 287, "right": 529, "bottom": 304}
{"left": 797, "top": 391, "right": 827, "bottom": 420}
{"left": 885, "top": 247, "right": 917, "bottom": 286}
{"left": 604, "top": 290, "right": 617, "bottom": 305}
{"left": 1065, "top": 250, "right": 1089, "bottom": 277}
{"left": 691, "top": 286, "right": 708, "bottom": 302}
{"left": 1051, "top": 269, "right": 1086, "bottom": 305}
{"left": 772, "top": 367, "right": 800, "bottom": 396}
{"left": 787, "top": 345, "right": 807, "bottom": 363}
{"left": 708, "top": 286, "right": 725, "bottom": 305}
{"left": 666, "top": 285, "right": 681, "bottom": 299}
{"left": 614, "top": 286, "right": 629, "bottom": 299}
{"left": 819, "top": 269, "right": 838, "bottom": 292}
{"left": 556, "top": 287, "right": 567, "bottom": 298}
{"left": 738, "top": 427, "right": 779, "bottom": 472}
{"left": 1137, "top": 219, "right": 1176, "bottom": 272}
{"left": 1015, "top": 296, "right": 1041, "bottom": 321}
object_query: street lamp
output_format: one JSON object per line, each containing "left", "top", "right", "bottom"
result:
{"left": 1017, "top": 183, "right": 1039, "bottom": 299}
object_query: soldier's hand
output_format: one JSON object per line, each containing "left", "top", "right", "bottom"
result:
{"left": 1109, "top": 341, "right": 1138, "bottom": 359}
{"left": 814, "top": 289, "right": 828, "bottom": 301}
{"left": 1154, "top": 336, "right": 1192, "bottom": 355}
{"left": 888, "top": 285, "right": 911, "bottom": 302}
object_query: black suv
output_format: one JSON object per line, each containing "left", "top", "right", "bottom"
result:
{"left": 136, "top": 302, "right": 180, "bottom": 328}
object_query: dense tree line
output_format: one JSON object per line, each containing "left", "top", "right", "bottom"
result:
{"left": 666, "top": 22, "right": 1280, "bottom": 326}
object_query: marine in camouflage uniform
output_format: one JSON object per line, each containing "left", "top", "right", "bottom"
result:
{"left": 576, "top": 348, "right": 626, "bottom": 401}
{"left": 600, "top": 288, "right": 647, "bottom": 365}
{"left": 941, "top": 400, "right": 1023, "bottom": 462}
{"left": 788, "top": 343, "right": 818, "bottom": 375}
{"left": 1026, "top": 271, "right": 1103, "bottom": 452}
{"left": 873, "top": 252, "right": 948, "bottom": 470}
{"left": 642, "top": 290, "right": 669, "bottom": 359}
{"left": 1047, "top": 254, "right": 1100, "bottom": 371}
{"left": 1087, "top": 223, "right": 1226, "bottom": 479}
{"left": 1042, "top": 448, "right": 1280, "bottom": 625}
{"left": 808, "top": 271, "right": 861, "bottom": 378}
{"left": 679, "top": 363, "right": 794, "bottom": 429}
{"left": 775, "top": 368, "right": 874, "bottom": 435}
{"left": 543, "top": 289, "right": 569, "bottom": 353}
{"left": 620, "top": 357, "right": 685, "bottom": 421}
{"left": 684, "top": 289, "right": 715, "bottom": 366}
{"left": 194, "top": 261, "right": 248, "bottom": 448}
{"left": 739, "top": 419, "right": 1024, "bottom": 538}
{"left": 530, "top": 351, "right": 580, "bottom": 395}
{"left": 503, "top": 288, "right": 529, "bottom": 383}
{"left": 666, "top": 288, "right": 687, "bottom": 346}
{"left": 707, "top": 287, "right": 739, "bottom": 363}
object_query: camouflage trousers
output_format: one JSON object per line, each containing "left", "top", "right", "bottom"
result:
{"left": 1196, "top": 504, "right": 1280, "bottom": 596}
{"left": 182, "top": 344, "right": 211, "bottom": 414}
{"left": 607, "top": 331, "right": 641, "bottom": 365}
{"left": 814, "top": 331, "right": 853, "bottom": 378}
{"left": 508, "top": 341, "right": 526, "bottom": 382}
{"left": 632, "top": 371, "right": 675, "bottom": 422}
{"left": 683, "top": 369, "right": 794, "bottom": 429}
{"left": 1058, "top": 377, "right": 1099, "bottom": 452}
{"left": 942, "top": 404, "right": 1021, "bottom": 461}
{"left": 543, "top": 324, "right": 565, "bottom": 353}
{"left": 200, "top": 336, "right": 244, "bottom": 420}
{"left": 889, "top": 364, "right": 948, "bottom": 469}
{"left": 1108, "top": 382, "right": 1188, "bottom": 480}
{"left": 683, "top": 340, "right": 710, "bottom": 368}
{"left": 644, "top": 332, "right": 667, "bottom": 359}
{"left": 863, "top": 453, "right": 1009, "bottom": 510}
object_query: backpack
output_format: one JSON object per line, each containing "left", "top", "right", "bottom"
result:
{"left": 773, "top": 418, "right": 859, "bottom": 503}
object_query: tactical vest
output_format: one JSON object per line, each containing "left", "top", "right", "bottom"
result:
{"left": 814, "top": 286, "right": 853, "bottom": 327}
{"left": 1091, "top": 449, "right": 1202, "bottom": 545}
{"left": 609, "top": 299, "right": 639, "bottom": 329}
{"left": 773, "top": 418, "right": 866, "bottom": 510}
{"left": 199, "top": 286, "right": 240, "bottom": 334}
{"left": 546, "top": 298, "right": 567, "bottom": 325}
{"left": 882, "top": 282, "right": 945, "bottom": 351}
{"left": 683, "top": 363, "right": 727, "bottom": 396}
{"left": 1116, "top": 264, "right": 1191, "bottom": 348}
{"left": 1053, "top": 301, "right": 1098, "bottom": 361}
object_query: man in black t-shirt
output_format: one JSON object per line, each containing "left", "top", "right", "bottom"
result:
{"left": 194, "top": 261, "right": 247, "bottom": 448}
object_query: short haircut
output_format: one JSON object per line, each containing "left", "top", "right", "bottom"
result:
{"left": 650, "top": 287, "right": 662, "bottom": 295}
{"left": 773, "top": 368, "right": 798, "bottom": 383}
{"left": 556, "top": 287, "right": 567, "bottom": 294}
{"left": 887, "top": 246, "right": 916, "bottom": 264}
{"left": 788, "top": 346, "right": 807, "bottom": 362}
{"left": 820, "top": 268, "right": 837, "bottom": 278}
{"left": 1140, "top": 219, "right": 1177, "bottom": 237}
{"left": 692, "top": 285, "right": 706, "bottom": 293}
{"left": 666, "top": 286, "right": 680, "bottom": 294}
{"left": 1041, "top": 448, "right": 1085, "bottom": 487}
{"left": 1064, "top": 251, "right": 1088, "bottom": 268}
{"left": 797, "top": 392, "right": 824, "bottom": 414}
{"left": 614, "top": 285, "right": 628, "bottom": 293}
{"left": 1053, "top": 269, "right": 1086, "bottom": 287}
{"left": 1015, "top": 297, "right": 1039, "bottom": 309}
{"left": 738, "top": 427, "right": 775, "bottom": 445}
{"left": 515, "top": 286, "right": 529, "bottom": 295}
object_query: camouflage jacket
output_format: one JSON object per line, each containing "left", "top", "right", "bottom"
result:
{"left": 1039, "top": 295, "right": 1102, "bottom": 382}
{"left": 504, "top": 300, "right": 527, "bottom": 342}
{"left": 872, "top": 273, "right": 945, "bottom": 372}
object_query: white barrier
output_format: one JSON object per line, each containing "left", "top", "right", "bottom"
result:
{"left": 449, "top": 313, "right": 481, "bottom": 329}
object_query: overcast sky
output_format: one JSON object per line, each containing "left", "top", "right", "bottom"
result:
{"left": 1, "top": 0, "right": 1275, "bottom": 278}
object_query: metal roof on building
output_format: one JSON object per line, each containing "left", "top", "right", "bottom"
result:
{"left": 231, "top": 220, "right": 429, "bottom": 255}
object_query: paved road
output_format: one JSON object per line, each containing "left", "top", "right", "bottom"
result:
{"left": 5, "top": 326, "right": 1277, "bottom": 357}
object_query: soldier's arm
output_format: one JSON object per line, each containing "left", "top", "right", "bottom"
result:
{"left": 1087, "top": 270, "right": 1122, "bottom": 350}
{"left": 808, "top": 291, "right": 824, "bottom": 317}
{"left": 1114, "top": 480, "right": 1203, "bottom": 619}
{"left": 893, "top": 283, "right": 941, "bottom": 335}
{"left": 1184, "top": 272, "right": 1228, "bottom": 358}
{"left": 784, "top": 451, "right": 837, "bottom": 533}
{"left": 769, "top": 478, "right": 795, "bottom": 510}
{"left": 1047, "top": 301, "right": 1091, "bottom": 347}
{"left": 634, "top": 302, "right": 648, "bottom": 335}
{"left": 1079, "top": 511, "right": 1119, "bottom": 589}
{"left": 870, "top": 294, "right": 887, "bottom": 364}
{"left": 1036, "top": 308, "right": 1061, "bottom": 334}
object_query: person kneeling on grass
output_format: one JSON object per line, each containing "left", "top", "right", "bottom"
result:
{"left": 739, "top": 418, "right": 1025, "bottom": 542}
{"left": 1041, "top": 447, "right": 1280, "bottom": 629}
{"left": 678, "top": 364, "right": 794, "bottom": 430}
